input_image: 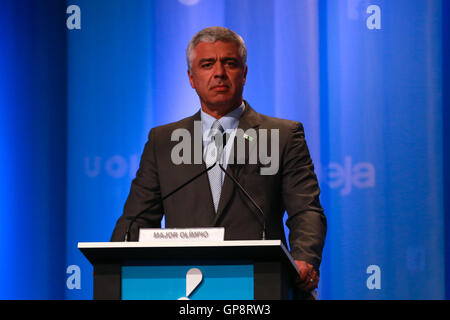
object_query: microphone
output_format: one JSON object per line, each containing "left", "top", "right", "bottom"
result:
{"left": 215, "top": 131, "right": 267, "bottom": 240}
{"left": 124, "top": 132, "right": 229, "bottom": 242}
{"left": 213, "top": 131, "right": 228, "bottom": 162}
{"left": 218, "top": 163, "right": 267, "bottom": 240}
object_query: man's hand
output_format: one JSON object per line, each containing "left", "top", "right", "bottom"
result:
{"left": 294, "top": 260, "right": 319, "bottom": 292}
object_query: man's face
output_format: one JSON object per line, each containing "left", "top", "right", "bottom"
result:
{"left": 188, "top": 41, "right": 247, "bottom": 113}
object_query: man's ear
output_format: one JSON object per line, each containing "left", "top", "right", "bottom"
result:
{"left": 187, "top": 69, "right": 195, "bottom": 89}
{"left": 243, "top": 65, "right": 248, "bottom": 85}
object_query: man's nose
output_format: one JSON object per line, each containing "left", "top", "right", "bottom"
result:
{"left": 213, "top": 63, "right": 227, "bottom": 79}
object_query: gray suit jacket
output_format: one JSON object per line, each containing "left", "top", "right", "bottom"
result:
{"left": 111, "top": 101, "right": 326, "bottom": 269}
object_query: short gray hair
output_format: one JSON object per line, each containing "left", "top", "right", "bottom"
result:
{"left": 186, "top": 26, "right": 247, "bottom": 71}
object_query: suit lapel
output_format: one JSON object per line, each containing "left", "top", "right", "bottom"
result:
{"left": 213, "top": 101, "right": 261, "bottom": 226}
{"left": 183, "top": 111, "right": 217, "bottom": 223}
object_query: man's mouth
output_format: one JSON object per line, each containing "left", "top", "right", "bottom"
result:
{"left": 211, "top": 85, "right": 229, "bottom": 91}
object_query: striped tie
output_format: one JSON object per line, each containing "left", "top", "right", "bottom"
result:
{"left": 205, "top": 120, "right": 225, "bottom": 213}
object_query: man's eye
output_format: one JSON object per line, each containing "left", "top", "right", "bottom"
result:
{"left": 201, "top": 63, "right": 212, "bottom": 68}
{"left": 226, "top": 61, "right": 238, "bottom": 67}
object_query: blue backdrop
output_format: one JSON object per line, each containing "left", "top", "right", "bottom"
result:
{"left": 0, "top": 0, "right": 448, "bottom": 300}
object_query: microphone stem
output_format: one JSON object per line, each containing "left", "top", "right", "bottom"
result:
{"left": 124, "top": 162, "right": 218, "bottom": 241}
{"left": 218, "top": 164, "right": 267, "bottom": 240}
{"left": 125, "top": 132, "right": 230, "bottom": 242}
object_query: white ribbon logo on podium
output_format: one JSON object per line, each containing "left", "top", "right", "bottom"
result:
{"left": 178, "top": 268, "right": 203, "bottom": 300}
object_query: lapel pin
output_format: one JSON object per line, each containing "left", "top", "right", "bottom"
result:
{"left": 243, "top": 133, "right": 255, "bottom": 141}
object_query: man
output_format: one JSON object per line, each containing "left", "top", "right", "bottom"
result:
{"left": 111, "top": 27, "right": 326, "bottom": 297}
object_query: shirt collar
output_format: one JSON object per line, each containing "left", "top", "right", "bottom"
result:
{"left": 201, "top": 102, "right": 245, "bottom": 137}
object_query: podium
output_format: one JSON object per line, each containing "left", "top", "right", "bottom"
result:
{"left": 78, "top": 240, "right": 299, "bottom": 300}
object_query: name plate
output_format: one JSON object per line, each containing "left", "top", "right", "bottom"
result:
{"left": 138, "top": 228, "right": 225, "bottom": 242}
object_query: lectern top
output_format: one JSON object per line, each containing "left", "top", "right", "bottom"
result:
{"left": 78, "top": 240, "right": 284, "bottom": 249}
{"left": 78, "top": 240, "right": 299, "bottom": 274}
